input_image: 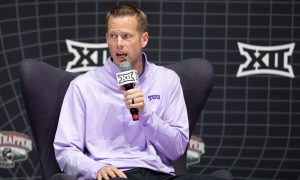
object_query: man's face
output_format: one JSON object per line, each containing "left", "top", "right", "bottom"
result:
{"left": 106, "top": 15, "right": 148, "bottom": 68}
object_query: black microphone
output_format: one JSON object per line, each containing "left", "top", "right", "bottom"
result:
{"left": 119, "top": 61, "right": 139, "bottom": 121}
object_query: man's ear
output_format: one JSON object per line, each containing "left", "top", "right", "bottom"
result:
{"left": 141, "top": 32, "right": 149, "bottom": 48}
{"left": 105, "top": 33, "right": 109, "bottom": 43}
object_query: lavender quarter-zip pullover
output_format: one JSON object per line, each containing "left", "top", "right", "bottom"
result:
{"left": 54, "top": 53, "right": 189, "bottom": 179}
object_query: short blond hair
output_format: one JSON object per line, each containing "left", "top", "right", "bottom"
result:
{"left": 106, "top": 3, "right": 148, "bottom": 33}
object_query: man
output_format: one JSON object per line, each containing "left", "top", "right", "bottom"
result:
{"left": 54, "top": 4, "right": 229, "bottom": 180}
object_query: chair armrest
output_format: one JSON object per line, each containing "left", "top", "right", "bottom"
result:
{"left": 187, "top": 135, "right": 205, "bottom": 166}
{"left": 49, "top": 173, "right": 76, "bottom": 180}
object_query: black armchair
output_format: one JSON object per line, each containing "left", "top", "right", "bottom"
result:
{"left": 19, "top": 58, "right": 215, "bottom": 180}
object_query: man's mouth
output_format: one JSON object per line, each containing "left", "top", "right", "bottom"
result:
{"left": 116, "top": 52, "right": 127, "bottom": 59}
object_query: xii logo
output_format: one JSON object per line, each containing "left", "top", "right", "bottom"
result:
{"left": 116, "top": 70, "right": 139, "bottom": 86}
{"left": 237, "top": 42, "right": 295, "bottom": 78}
{"left": 66, "top": 39, "right": 108, "bottom": 73}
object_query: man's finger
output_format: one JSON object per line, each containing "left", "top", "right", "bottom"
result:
{"left": 125, "top": 96, "right": 143, "bottom": 104}
{"left": 106, "top": 168, "right": 117, "bottom": 178}
{"left": 97, "top": 174, "right": 102, "bottom": 180}
{"left": 112, "top": 168, "right": 127, "bottom": 178}
{"left": 100, "top": 171, "right": 109, "bottom": 180}
{"left": 124, "top": 88, "right": 142, "bottom": 96}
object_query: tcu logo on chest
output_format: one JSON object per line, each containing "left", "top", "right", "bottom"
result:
{"left": 148, "top": 95, "right": 160, "bottom": 101}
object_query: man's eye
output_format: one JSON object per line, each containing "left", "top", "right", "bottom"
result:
{"left": 123, "top": 34, "right": 131, "bottom": 39}
{"left": 110, "top": 34, "right": 118, "bottom": 38}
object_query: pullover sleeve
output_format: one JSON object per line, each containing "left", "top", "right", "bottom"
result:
{"left": 53, "top": 82, "right": 106, "bottom": 179}
{"left": 139, "top": 72, "right": 189, "bottom": 161}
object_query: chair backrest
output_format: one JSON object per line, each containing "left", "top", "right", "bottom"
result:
{"left": 20, "top": 59, "right": 78, "bottom": 179}
{"left": 19, "top": 58, "right": 214, "bottom": 178}
{"left": 166, "top": 58, "right": 214, "bottom": 174}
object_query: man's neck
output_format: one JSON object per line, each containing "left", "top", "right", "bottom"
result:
{"left": 133, "top": 54, "right": 145, "bottom": 76}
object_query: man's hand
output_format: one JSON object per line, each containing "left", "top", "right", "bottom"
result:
{"left": 97, "top": 166, "right": 127, "bottom": 180}
{"left": 124, "top": 88, "right": 145, "bottom": 112}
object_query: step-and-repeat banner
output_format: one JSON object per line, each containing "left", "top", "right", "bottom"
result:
{"left": 0, "top": 1, "right": 299, "bottom": 179}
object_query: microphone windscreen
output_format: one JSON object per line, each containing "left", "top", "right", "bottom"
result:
{"left": 120, "top": 61, "right": 132, "bottom": 72}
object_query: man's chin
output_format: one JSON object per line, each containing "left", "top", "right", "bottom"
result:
{"left": 111, "top": 57, "right": 128, "bottom": 66}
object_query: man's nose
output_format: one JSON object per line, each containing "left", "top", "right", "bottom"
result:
{"left": 117, "top": 36, "right": 124, "bottom": 46}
